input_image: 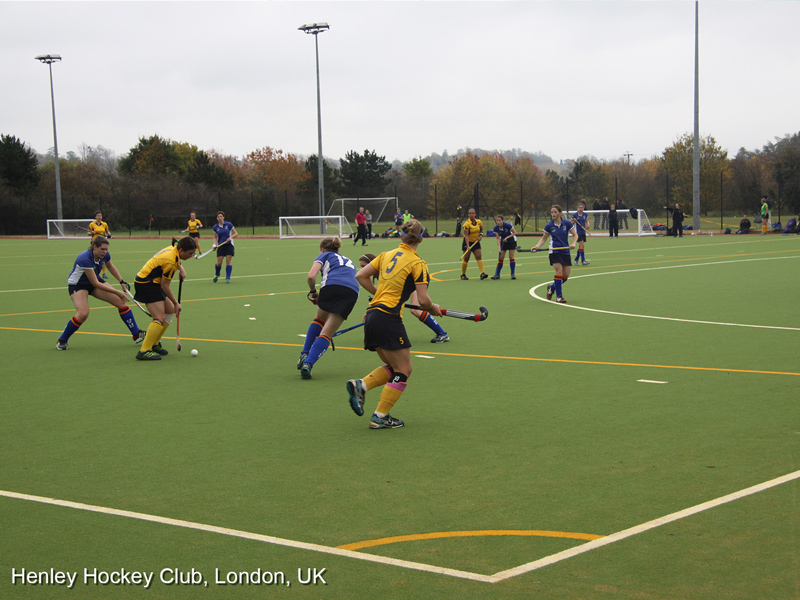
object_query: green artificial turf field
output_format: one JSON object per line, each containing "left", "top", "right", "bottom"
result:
{"left": 1, "top": 231, "right": 798, "bottom": 599}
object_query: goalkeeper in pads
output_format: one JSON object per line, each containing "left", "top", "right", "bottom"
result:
{"left": 346, "top": 219, "right": 442, "bottom": 429}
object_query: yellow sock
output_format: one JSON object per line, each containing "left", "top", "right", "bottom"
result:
{"left": 363, "top": 365, "right": 392, "bottom": 391}
{"left": 141, "top": 321, "right": 163, "bottom": 352}
{"left": 157, "top": 320, "right": 170, "bottom": 345}
{"left": 376, "top": 385, "right": 403, "bottom": 416}
{"left": 477, "top": 259, "right": 485, "bottom": 273}
{"left": 461, "top": 261, "right": 468, "bottom": 275}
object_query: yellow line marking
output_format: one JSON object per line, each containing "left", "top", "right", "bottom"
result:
{"left": 3, "top": 326, "right": 798, "bottom": 376}
{"left": 338, "top": 530, "right": 603, "bottom": 551}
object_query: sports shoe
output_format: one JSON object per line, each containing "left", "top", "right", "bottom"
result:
{"left": 296, "top": 352, "right": 309, "bottom": 370}
{"left": 556, "top": 296, "right": 567, "bottom": 304}
{"left": 546, "top": 285, "right": 554, "bottom": 300}
{"left": 225, "top": 278, "right": 230, "bottom": 283}
{"left": 582, "top": 260, "right": 591, "bottom": 265}
{"left": 213, "top": 276, "right": 218, "bottom": 283}
{"left": 346, "top": 379, "right": 366, "bottom": 416}
{"left": 369, "top": 413, "right": 404, "bottom": 429}
{"left": 102, "top": 273, "right": 108, "bottom": 279}
{"left": 136, "top": 350, "right": 162, "bottom": 361}
{"left": 134, "top": 330, "right": 146, "bottom": 344}
{"left": 300, "top": 363, "right": 313, "bottom": 379}
{"left": 480, "top": 272, "right": 488, "bottom": 280}
{"left": 460, "top": 274, "right": 469, "bottom": 280}
{"left": 574, "top": 258, "right": 579, "bottom": 266}
{"left": 56, "top": 340, "right": 68, "bottom": 351}
{"left": 490, "top": 275, "right": 500, "bottom": 280}
{"left": 431, "top": 333, "right": 450, "bottom": 343}
{"left": 511, "top": 275, "right": 516, "bottom": 280}
{"left": 151, "top": 343, "right": 169, "bottom": 356}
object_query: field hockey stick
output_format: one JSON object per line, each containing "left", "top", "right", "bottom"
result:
{"left": 333, "top": 322, "right": 365, "bottom": 337}
{"left": 516, "top": 246, "right": 570, "bottom": 253}
{"left": 460, "top": 235, "right": 483, "bottom": 260}
{"left": 124, "top": 288, "right": 151, "bottom": 317}
{"left": 196, "top": 237, "right": 230, "bottom": 259}
{"left": 405, "top": 304, "right": 489, "bottom": 322}
{"left": 574, "top": 220, "right": 593, "bottom": 236}
{"left": 176, "top": 278, "right": 183, "bottom": 351}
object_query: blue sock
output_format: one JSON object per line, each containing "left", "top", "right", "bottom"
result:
{"left": 59, "top": 317, "right": 83, "bottom": 342}
{"left": 119, "top": 307, "right": 139, "bottom": 336}
{"left": 307, "top": 335, "right": 331, "bottom": 366}
{"left": 510, "top": 259, "right": 515, "bottom": 276}
{"left": 420, "top": 312, "right": 446, "bottom": 336}
{"left": 302, "top": 320, "right": 324, "bottom": 354}
{"left": 226, "top": 265, "right": 232, "bottom": 278}
{"left": 495, "top": 262, "right": 502, "bottom": 277}
{"left": 215, "top": 265, "right": 221, "bottom": 277}
{"left": 554, "top": 276, "right": 563, "bottom": 296}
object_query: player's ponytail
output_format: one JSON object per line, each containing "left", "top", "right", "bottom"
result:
{"left": 320, "top": 237, "right": 341, "bottom": 253}
{"left": 400, "top": 219, "right": 424, "bottom": 245}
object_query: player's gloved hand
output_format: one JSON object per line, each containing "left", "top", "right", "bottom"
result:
{"left": 307, "top": 291, "right": 319, "bottom": 305}
{"left": 212, "top": 244, "right": 217, "bottom": 250}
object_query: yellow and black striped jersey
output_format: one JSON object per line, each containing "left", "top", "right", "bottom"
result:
{"left": 368, "top": 243, "right": 430, "bottom": 317}
{"left": 187, "top": 219, "right": 202, "bottom": 233}
{"left": 462, "top": 218, "right": 483, "bottom": 243}
{"left": 88, "top": 221, "right": 109, "bottom": 239}
{"left": 135, "top": 245, "right": 181, "bottom": 285}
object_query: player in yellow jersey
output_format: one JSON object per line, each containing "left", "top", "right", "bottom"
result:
{"left": 460, "top": 207, "right": 487, "bottom": 280}
{"left": 346, "top": 219, "right": 442, "bottom": 429}
{"left": 182, "top": 212, "right": 203, "bottom": 255}
{"left": 133, "top": 237, "right": 196, "bottom": 360}
{"left": 88, "top": 211, "right": 112, "bottom": 279}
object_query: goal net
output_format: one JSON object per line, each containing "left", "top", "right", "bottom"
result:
{"left": 563, "top": 209, "right": 655, "bottom": 237}
{"left": 46, "top": 219, "right": 95, "bottom": 240}
{"left": 279, "top": 215, "right": 349, "bottom": 239}
{"left": 326, "top": 197, "right": 398, "bottom": 226}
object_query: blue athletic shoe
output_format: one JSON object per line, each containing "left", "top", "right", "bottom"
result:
{"left": 347, "top": 379, "right": 366, "bottom": 416}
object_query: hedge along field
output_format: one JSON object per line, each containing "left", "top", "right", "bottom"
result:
{"left": 0, "top": 232, "right": 798, "bottom": 600}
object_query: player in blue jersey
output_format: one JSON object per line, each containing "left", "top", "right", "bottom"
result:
{"left": 297, "top": 237, "right": 361, "bottom": 379}
{"left": 56, "top": 236, "right": 145, "bottom": 350}
{"left": 212, "top": 211, "right": 238, "bottom": 283}
{"left": 571, "top": 202, "right": 591, "bottom": 266}
{"left": 531, "top": 204, "right": 578, "bottom": 304}
{"left": 490, "top": 214, "right": 518, "bottom": 280}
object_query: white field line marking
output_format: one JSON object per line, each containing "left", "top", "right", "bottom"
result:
{"left": 530, "top": 256, "right": 800, "bottom": 331}
{"left": 0, "top": 489, "right": 493, "bottom": 583}
{"left": 638, "top": 379, "right": 668, "bottom": 384}
{"left": 413, "top": 354, "right": 435, "bottom": 359}
{"left": 490, "top": 469, "right": 800, "bottom": 582}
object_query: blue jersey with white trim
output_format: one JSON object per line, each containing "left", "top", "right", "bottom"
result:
{"left": 571, "top": 211, "right": 589, "bottom": 234}
{"left": 315, "top": 251, "right": 360, "bottom": 294}
{"left": 544, "top": 218, "right": 574, "bottom": 254}
{"left": 213, "top": 221, "right": 235, "bottom": 245}
{"left": 67, "top": 248, "right": 109, "bottom": 285}
{"left": 493, "top": 221, "right": 516, "bottom": 242}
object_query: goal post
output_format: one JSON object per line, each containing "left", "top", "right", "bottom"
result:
{"left": 326, "top": 197, "right": 398, "bottom": 225}
{"left": 46, "top": 219, "right": 95, "bottom": 239}
{"left": 563, "top": 209, "right": 655, "bottom": 237}
{"left": 279, "top": 215, "right": 350, "bottom": 239}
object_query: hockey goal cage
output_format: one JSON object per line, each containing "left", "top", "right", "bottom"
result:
{"left": 46, "top": 219, "right": 95, "bottom": 240}
{"left": 279, "top": 215, "right": 348, "bottom": 239}
{"left": 564, "top": 209, "right": 655, "bottom": 237}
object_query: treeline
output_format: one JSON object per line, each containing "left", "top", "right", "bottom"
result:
{"left": 1, "top": 131, "right": 798, "bottom": 235}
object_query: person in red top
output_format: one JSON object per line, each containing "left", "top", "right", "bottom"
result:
{"left": 353, "top": 206, "right": 368, "bottom": 246}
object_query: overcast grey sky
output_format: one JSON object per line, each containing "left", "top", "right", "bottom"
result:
{"left": 2, "top": 1, "right": 798, "bottom": 166}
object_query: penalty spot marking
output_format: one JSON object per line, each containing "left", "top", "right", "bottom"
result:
{"left": 249, "top": 317, "right": 256, "bottom": 320}
{"left": 638, "top": 379, "right": 668, "bottom": 384}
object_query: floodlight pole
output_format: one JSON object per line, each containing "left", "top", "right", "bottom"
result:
{"left": 299, "top": 23, "right": 329, "bottom": 227}
{"left": 692, "top": 2, "right": 701, "bottom": 233}
{"left": 35, "top": 54, "right": 63, "bottom": 221}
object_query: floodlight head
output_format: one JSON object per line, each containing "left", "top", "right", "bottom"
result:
{"left": 298, "top": 22, "right": 329, "bottom": 34}
{"left": 35, "top": 54, "right": 62, "bottom": 64}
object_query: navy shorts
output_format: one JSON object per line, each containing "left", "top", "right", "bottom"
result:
{"left": 134, "top": 282, "right": 166, "bottom": 304}
{"left": 549, "top": 253, "right": 572, "bottom": 266}
{"left": 577, "top": 233, "right": 587, "bottom": 243}
{"left": 68, "top": 284, "right": 94, "bottom": 296}
{"left": 462, "top": 239, "right": 482, "bottom": 252}
{"left": 363, "top": 308, "right": 410, "bottom": 352}
{"left": 500, "top": 239, "right": 517, "bottom": 251}
{"left": 217, "top": 243, "right": 235, "bottom": 257}
{"left": 318, "top": 285, "right": 359, "bottom": 319}
{"left": 189, "top": 232, "right": 200, "bottom": 239}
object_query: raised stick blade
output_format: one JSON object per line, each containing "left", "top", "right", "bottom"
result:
{"left": 478, "top": 306, "right": 489, "bottom": 321}
{"left": 177, "top": 342, "right": 182, "bottom": 352}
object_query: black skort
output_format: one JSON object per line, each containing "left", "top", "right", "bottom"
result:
{"left": 363, "top": 308, "right": 411, "bottom": 352}
{"left": 318, "top": 285, "right": 359, "bottom": 319}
